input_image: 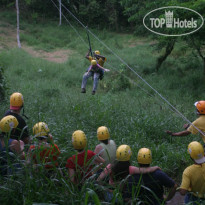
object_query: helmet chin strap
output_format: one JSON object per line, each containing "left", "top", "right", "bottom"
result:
{"left": 22, "top": 105, "right": 29, "bottom": 119}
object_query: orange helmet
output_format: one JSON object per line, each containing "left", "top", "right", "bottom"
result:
{"left": 194, "top": 101, "right": 205, "bottom": 114}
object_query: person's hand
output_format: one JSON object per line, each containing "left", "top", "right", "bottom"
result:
{"left": 154, "top": 166, "right": 161, "bottom": 171}
{"left": 104, "top": 69, "right": 110, "bottom": 72}
{"left": 166, "top": 130, "right": 173, "bottom": 136}
{"left": 48, "top": 133, "right": 54, "bottom": 143}
{"left": 20, "top": 140, "right": 25, "bottom": 151}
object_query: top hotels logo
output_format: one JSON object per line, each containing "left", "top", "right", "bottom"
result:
{"left": 143, "top": 6, "right": 204, "bottom": 36}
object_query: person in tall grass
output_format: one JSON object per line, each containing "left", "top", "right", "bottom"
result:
{"left": 123, "top": 148, "right": 177, "bottom": 205}
{"left": 97, "top": 145, "right": 161, "bottom": 202}
{"left": 66, "top": 130, "right": 105, "bottom": 184}
{"left": 4, "top": 92, "right": 30, "bottom": 144}
{"left": 179, "top": 141, "right": 205, "bottom": 204}
{"left": 97, "top": 145, "right": 160, "bottom": 184}
{"left": 27, "top": 122, "right": 60, "bottom": 171}
{"left": 94, "top": 126, "right": 116, "bottom": 166}
{"left": 81, "top": 59, "right": 110, "bottom": 95}
{"left": 0, "top": 115, "right": 25, "bottom": 176}
{"left": 166, "top": 101, "right": 205, "bottom": 146}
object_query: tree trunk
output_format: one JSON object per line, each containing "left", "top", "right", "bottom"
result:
{"left": 190, "top": 37, "right": 205, "bottom": 75}
{"left": 59, "top": 0, "right": 62, "bottom": 26}
{"left": 155, "top": 40, "right": 176, "bottom": 72}
{"left": 16, "top": 0, "right": 21, "bottom": 48}
{"left": 203, "top": 58, "right": 205, "bottom": 75}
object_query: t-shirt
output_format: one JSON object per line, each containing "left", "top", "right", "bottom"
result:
{"left": 66, "top": 150, "right": 96, "bottom": 180}
{"left": 102, "top": 165, "right": 152, "bottom": 185}
{"left": 29, "top": 143, "right": 60, "bottom": 169}
{"left": 123, "top": 170, "right": 175, "bottom": 205}
{"left": 4, "top": 110, "right": 29, "bottom": 141}
{"left": 99, "top": 140, "right": 116, "bottom": 165}
{"left": 187, "top": 115, "right": 205, "bottom": 143}
{"left": 180, "top": 163, "right": 205, "bottom": 198}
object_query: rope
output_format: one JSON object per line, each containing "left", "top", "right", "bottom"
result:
{"left": 50, "top": 0, "right": 88, "bottom": 48}
{"left": 51, "top": 0, "right": 205, "bottom": 137}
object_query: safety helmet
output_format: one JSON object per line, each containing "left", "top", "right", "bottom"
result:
{"left": 10, "top": 92, "right": 24, "bottom": 110}
{"left": 91, "top": 60, "right": 97, "bottom": 66}
{"left": 116, "top": 145, "right": 132, "bottom": 161}
{"left": 97, "top": 126, "right": 110, "bottom": 140}
{"left": 0, "top": 115, "right": 19, "bottom": 133}
{"left": 137, "top": 148, "right": 152, "bottom": 165}
{"left": 95, "top": 50, "right": 100, "bottom": 55}
{"left": 33, "top": 122, "right": 50, "bottom": 138}
{"left": 72, "top": 130, "right": 87, "bottom": 150}
{"left": 188, "top": 141, "right": 205, "bottom": 164}
{"left": 194, "top": 101, "right": 205, "bottom": 114}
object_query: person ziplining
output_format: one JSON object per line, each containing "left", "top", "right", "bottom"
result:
{"left": 81, "top": 52, "right": 110, "bottom": 95}
{"left": 81, "top": 27, "right": 110, "bottom": 95}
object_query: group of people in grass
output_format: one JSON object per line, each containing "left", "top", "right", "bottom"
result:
{"left": 0, "top": 92, "right": 205, "bottom": 204}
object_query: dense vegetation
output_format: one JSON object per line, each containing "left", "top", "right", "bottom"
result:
{"left": 0, "top": 2, "right": 205, "bottom": 204}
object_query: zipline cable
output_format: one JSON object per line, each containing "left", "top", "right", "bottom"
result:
{"left": 50, "top": 0, "right": 88, "bottom": 48}
{"left": 51, "top": 0, "right": 205, "bottom": 136}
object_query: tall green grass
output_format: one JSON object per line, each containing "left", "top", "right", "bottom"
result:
{"left": 0, "top": 10, "right": 204, "bottom": 204}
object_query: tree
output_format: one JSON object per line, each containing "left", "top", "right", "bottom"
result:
{"left": 184, "top": 1, "right": 205, "bottom": 74}
{"left": 155, "top": 39, "right": 176, "bottom": 72}
{"left": 59, "top": 0, "right": 62, "bottom": 26}
{"left": 16, "top": 0, "right": 21, "bottom": 48}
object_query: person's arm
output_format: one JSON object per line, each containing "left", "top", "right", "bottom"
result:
{"left": 97, "top": 164, "right": 112, "bottom": 181}
{"left": 165, "top": 184, "right": 178, "bottom": 201}
{"left": 10, "top": 140, "right": 25, "bottom": 160}
{"left": 68, "top": 168, "right": 75, "bottom": 182}
{"left": 94, "top": 144, "right": 103, "bottom": 156}
{"left": 26, "top": 147, "right": 32, "bottom": 164}
{"left": 179, "top": 170, "right": 190, "bottom": 196}
{"left": 183, "top": 124, "right": 190, "bottom": 129}
{"left": 94, "top": 155, "right": 105, "bottom": 165}
{"left": 94, "top": 54, "right": 106, "bottom": 61}
{"left": 85, "top": 49, "right": 91, "bottom": 59}
{"left": 87, "top": 65, "right": 92, "bottom": 73}
{"left": 166, "top": 130, "right": 191, "bottom": 136}
{"left": 47, "top": 133, "right": 54, "bottom": 144}
{"left": 97, "top": 64, "right": 110, "bottom": 72}
{"left": 179, "top": 188, "right": 187, "bottom": 195}
{"left": 130, "top": 166, "right": 161, "bottom": 174}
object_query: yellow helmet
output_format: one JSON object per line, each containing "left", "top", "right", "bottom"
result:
{"left": 188, "top": 141, "right": 205, "bottom": 164}
{"left": 97, "top": 126, "right": 110, "bottom": 140}
{"left": 0, "top": 115, "right": 19, "bottom": 133}
{"left": 95, "top": 50, "right": 100, "bottom": 55}
{"left": 91, "top": 60, "right": 97, "bottom": 66}
{"left": 137, "top": 148, "right": 152, "bottom": 165}
{"left": 72, "top": 130, "right": 87, "bottom": 150}
{"left": 33, "top": 122, "right": 50, "bottom": 138}
{"left": 10, "top": 92, "right": 24, "bottom": 110}
{"left": 116, "top": 145, "right": 132, "bottom": 161}
{"left": 194, "top": 101, "right": 205, "bottom": 114}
